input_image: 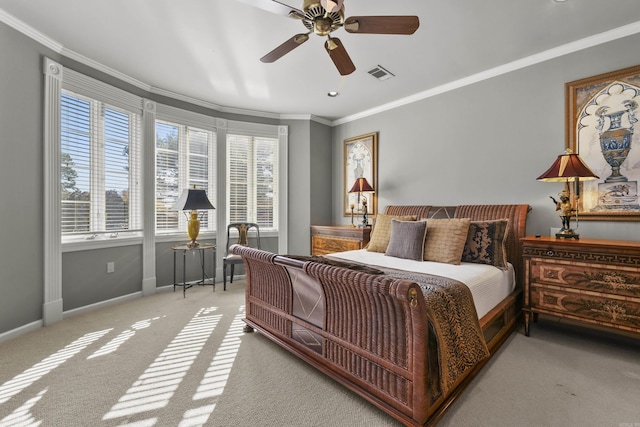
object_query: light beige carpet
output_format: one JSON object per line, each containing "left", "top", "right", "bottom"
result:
{"left": 0, "top": 282, "right": 638, "bottom": 426}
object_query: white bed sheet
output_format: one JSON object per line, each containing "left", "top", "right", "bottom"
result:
{"left": 327, "top": 249, "right": 515, "bottom": 319}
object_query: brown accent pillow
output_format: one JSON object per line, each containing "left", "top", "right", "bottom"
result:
{"left": 462, "top": 219, "right": 510, "bottom": 269}
{"left": 366, "top": 214, "right": 417, "bottom": 253}
{"left": 385, "top": 219, "right": 427, "bottom": 261}
{"left": 423, "top": 218, "right": 471, "bottom": 264}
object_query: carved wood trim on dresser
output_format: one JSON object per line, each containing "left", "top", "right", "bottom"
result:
{"left": 522, "top": 236, "right": 640, "bottom": 338}
{"left": 310, "top": 225, "right": 371, "bottom": 256}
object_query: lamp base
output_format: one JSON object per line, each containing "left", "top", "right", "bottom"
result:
{"left": 555, "top": 230, "right": 580, "bottom": 240}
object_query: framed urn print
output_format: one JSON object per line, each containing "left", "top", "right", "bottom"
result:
{"left": 566, "top": 64, "right": 640, "bottom": 221}
{"left": 344, "top": 132, "right": 377, "bottom": 217}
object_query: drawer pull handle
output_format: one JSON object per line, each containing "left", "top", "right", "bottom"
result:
{"left": 546, "top": 250, "right": 554, "bottom": 256}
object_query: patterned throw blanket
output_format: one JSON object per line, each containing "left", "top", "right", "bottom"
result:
{"left": 379, "top": 266, "right": 490, "bottom": 396}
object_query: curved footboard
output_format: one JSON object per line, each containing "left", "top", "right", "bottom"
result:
{"left": 233, "top": 245, "right": 433, "bottom": 426}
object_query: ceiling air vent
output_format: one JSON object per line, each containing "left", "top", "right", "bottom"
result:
{"left": 368, "top": 65, "right": 395, "bottom": 81}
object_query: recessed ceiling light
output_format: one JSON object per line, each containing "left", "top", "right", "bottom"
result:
{"left": 328, "top": 91, "right": 339, "bottom": 97}
{"left": 553, "top": 0, "right": 568, "bottom": 3}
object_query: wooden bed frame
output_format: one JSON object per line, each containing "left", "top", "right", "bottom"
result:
{"left": 233, "top": 204, "right": 530, "bottom": 426}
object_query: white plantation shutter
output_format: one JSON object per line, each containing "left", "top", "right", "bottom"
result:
{"left": 60, "top": 90, "right": 141, "bottom": 239}
{"left": 227, "top": 135, "right": 249, "bottom": 221}
{"left": 155, "top": 122, "right": 180, "bottom": 231}
{"left": 227, "top": 134, "right": 278, "bottom": 230}
{"left": 155, "top": 120, "right": 216, "bottom": 234}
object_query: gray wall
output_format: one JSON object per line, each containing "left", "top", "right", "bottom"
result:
{"left": 310, "top": 120, "right": 334, "bottom": 226}
{"left": 0, "top": 23, "right": 54, "bottom": 331}
{"left": 282, "top": 119, "right": 333, "bottom": 255}
{"left": 62, "top": 246, "right": 142, "bottom": 309}
{"left": 332, "top": 33, "right": 640, "bottom": 241}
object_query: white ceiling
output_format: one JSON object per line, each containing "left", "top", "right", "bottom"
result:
{"left": 2, "top": 0, "right": 640, "bottom": 123}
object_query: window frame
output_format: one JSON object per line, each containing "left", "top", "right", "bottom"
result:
{"left": 60, "top": 91, "right": 143, "bottom": 241}
{"left": 154, "top": 104, "right": 218, "bottom": 242}
{"left": 226, "top": 133, "right": 279, "bottom": 233}
{"left": 57, "top": 67, "right": 144, "bottom": 252}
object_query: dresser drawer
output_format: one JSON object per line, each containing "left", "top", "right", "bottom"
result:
{"left": 530, "top": 284, "right": 640, "bottom": 331}
{"left": 530, "top": 258, "right": 640, "bottom": 299}
{"left": 312, "top": 235, "right": 363, "bottom": 255}
{"left": 310, "top": 225, "right": 371, "bottom": 256}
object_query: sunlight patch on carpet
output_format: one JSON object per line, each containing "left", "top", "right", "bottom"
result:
{"left": 0, "top": 329, "right": 112, "bottom": 404}
{"left": 102, "top": 307, "right": 220, "bottom": 421}
{"left": 0, "top": 388, "right": 47, "bottom": 427}
{"left": 178, "top": 305, "right": 245, "bottom": 427}
{"left": 88, "top": 316, "right": 163, "bottom": 359}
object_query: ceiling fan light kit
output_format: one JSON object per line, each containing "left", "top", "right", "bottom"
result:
{"left": 261, "top": 1, "right": 419, "bottom": 76}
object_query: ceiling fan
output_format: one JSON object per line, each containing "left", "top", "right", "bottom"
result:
{"left": 259, "top": 0, "right": 420, "bottom": 76}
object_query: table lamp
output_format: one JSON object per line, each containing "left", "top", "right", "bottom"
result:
{"left": 537, "top": 149, "right": 598, "bottom": 239}
{"left": 348, "top": 177, "right": 374, "bottom": 227}
{"left": 173, "top": 186, "right": 215, "bottom": 247}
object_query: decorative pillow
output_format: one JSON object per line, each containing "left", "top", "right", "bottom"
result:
{"left": 385, "top": 219, "right": 427, "bottom": 261}
{"left": 462, "top": 219, "right": 510, "bottom": 269}
{"left": 423, "top": 218, "right": 471, "bottom": 264}
{"left": 366, "top": 214, "right": 417, "bottom": 253}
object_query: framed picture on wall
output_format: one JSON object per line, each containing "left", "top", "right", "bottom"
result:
{"left": 566, "top": 64, "right": 640, "bottom": 221}
{"left": 344, "top": 132, "right": 377, "bottom": 217}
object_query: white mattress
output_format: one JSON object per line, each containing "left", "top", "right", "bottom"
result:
{"left": 327, "top": 249, "right": 515, "bottom": 319}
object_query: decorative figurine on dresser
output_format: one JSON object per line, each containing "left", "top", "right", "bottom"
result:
{"left": 522, "top": 236, "right": 640, "bottom": 338}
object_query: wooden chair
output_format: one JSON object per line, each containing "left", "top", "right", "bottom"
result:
{"left": 223, "top": 222, "right": 260, "bottom": 290}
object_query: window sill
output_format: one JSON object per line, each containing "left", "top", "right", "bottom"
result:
{"left": 154, "top": 231, "right": 217, "bottom": 244}
{"left": 62, "top": 235, "right": 144, "bottom": 253}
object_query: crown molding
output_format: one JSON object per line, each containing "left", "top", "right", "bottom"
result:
{"left": 332, "top": 20, "right": 640, "bottom": 126}
{"left": 0, "top": 9, "right": 62, "bottom": 52}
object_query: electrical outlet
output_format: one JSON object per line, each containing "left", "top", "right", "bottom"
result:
{"left": 107, "top": 261, "right": 115, "bottom": 274}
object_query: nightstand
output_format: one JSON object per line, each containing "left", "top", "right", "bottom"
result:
{"left": 310, "top": 225, "right": 371, "bottom": 255}
{"left": 521, "top": 236, "right": 640, "bottom": 337}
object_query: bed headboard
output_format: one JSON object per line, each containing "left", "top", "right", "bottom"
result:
{"left": 383, "top": 204, "right": 531, "bottom": 286}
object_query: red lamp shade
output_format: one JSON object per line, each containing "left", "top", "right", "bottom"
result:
{"left": 348, "top": 177, "right": 375, "bottom": 193}
{"left": 537, "top": 149, "right": 599, "bottom": 182}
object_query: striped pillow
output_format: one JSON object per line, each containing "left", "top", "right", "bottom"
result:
{"left": 385, "top": 219, "right": 427, "bottom": 261}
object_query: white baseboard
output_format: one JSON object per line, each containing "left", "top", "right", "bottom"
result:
{"left": 0, "top": 320, "right": 42, "bottom": 344}
{"left": 63, "top": 291, "right": 143, "bottom": 319}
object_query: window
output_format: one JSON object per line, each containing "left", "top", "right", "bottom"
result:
{"left": 155, "top": 120, "right": 216, "bottom": 235}
{"left": 227, "top": 134, "right": 279, "bottom": 230}
{"left": 60, "top": 91, "right": 141, "bottom": 241}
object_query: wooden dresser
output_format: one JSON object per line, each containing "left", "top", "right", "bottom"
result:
{"left": 310, "top": 225, "right": 371, "bottom": 256}
{"left": 522, "top": 236, "right": 640, "bottom": 337}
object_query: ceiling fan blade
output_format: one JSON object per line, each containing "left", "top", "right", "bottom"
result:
{"left": 261, "top": 33, "right": 309, "bottom": 63}
{"left": 271, "top": 0, "right": 305, "bottom": 19}
{"left": 324, "top": 38, "right": 355, "bottom": 76}
{"left": 344, "top": 16, "right": 420, "bottom": 34}
{"left": 235, "top": 0, "right": 304, "bottom": 19}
